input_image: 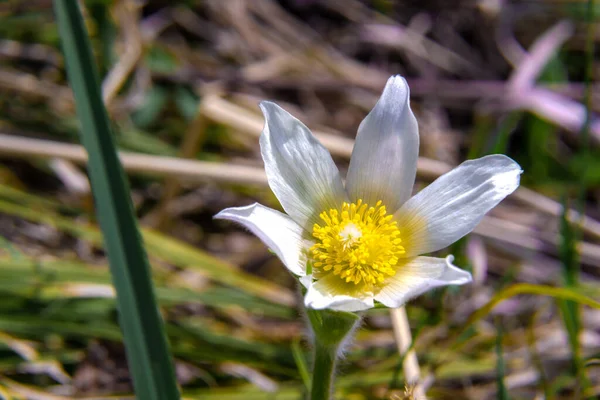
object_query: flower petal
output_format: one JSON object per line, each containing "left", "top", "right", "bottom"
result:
{"left": 394, "top": 155, "right": 522, "bottom": 257}
{"left": 345, "top": 76, "right": 419, "bottom": 212}
{"left": 304, "top": 274, "right": 374, "bottom": 312}
{"left": 299, "top": 275, "right": 313, "bottom": 289}
{"left": 375, "top": 256, "right": 472, "bottom": 308}
{"left": 260, "top": 101, "right": 347, "bottom": 229}
{"left": 214, "top": 203, "right": 308, "bottom": 276}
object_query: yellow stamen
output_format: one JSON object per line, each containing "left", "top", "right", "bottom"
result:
{"left": 310, "top": 199, "right": 405, "bottom": 287}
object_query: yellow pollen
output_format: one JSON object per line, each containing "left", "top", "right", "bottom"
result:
{"left": 310, "top": 199, "right": 405, "bottom": 286}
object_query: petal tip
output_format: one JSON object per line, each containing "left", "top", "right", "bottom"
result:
{"left": 258, "top": 100, "right": 277, "bottom": 113}
{"left": 259, "top": 101, "right": 289, "bottom": 123}
{"left": 381, "top": 75, "right": 410, "bottom": 101}
{"left": 488, "top": 154, "right": 523, "bottom": 172}
{"left": 213, "top": 209, "right": 230, "bottom": 221}
{"left": 213, "top": 203, "right": 258, "bottom": 221}
{"left": 386, "top": 74, "right": 408, "bottom": 87}
{"left": 480, "top": 154, "right": 522, "bottom": 195}
{"left": 445, "top": 255, "right": 473, "bottom": 285}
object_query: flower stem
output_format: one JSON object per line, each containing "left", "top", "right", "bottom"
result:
{"left": 310, "top": 339, "right": 338, "bottom": 400}
{"left": 306, "top": 308, "right": 360, "bottom": 400}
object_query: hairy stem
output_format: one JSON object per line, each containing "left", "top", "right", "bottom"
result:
{"left": 306, "top": 308, "right": 360, "bottom": 400}
{"left": 310, "top": 339, "right": 338, "bottom": 400}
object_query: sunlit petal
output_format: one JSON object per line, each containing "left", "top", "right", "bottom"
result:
{"left": 260, "top": 102, "right": 347, "bottom": 230}
{"left": 304, "top": 274, "right": 374, "bottom": 312}
{"left": 346, "top": 76, "right": 419, "bottom": 212}
{"left": 395, "top": 155, "right": 522, "bottom": 257}
{"left": 374, "top": 256, "right": 472, "bottom": 308}
{"left": 215, "top": 203, "right": 309, "bottom": 276}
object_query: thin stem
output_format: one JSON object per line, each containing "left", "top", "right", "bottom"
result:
{"left": 310, "top": 340, "right": 338, "bottom": 400}
{"left": 391, "top": 306, "right": 427, "bottom": 399}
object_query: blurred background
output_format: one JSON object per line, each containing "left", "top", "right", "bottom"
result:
{"left": 0, "top": 0, "right": 599, "bottom": 399}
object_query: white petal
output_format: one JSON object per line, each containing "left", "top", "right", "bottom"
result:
{"left": 304, "top": 274, "right": 374, "bottom": 312}
{"left": 346, "top": 76, "right": 419, "bottom": 212}
{"left": 260, "top": 102, "right": 347, "bottom": 230}
{"left": 395, "top": 155, "right": 522, "bottom": 257}
{"left": 299, "top": 275, "right": 313, "bottom": 289}
{"left": 214, "top": 203, "right": 308, "bottom": 276}
{"left": 375, "top": 256, "right": 472, "bottom": 308}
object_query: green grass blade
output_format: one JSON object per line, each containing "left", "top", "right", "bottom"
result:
{"left": 0, "top": 198, "right": 294, "bottom": 306}
{"left": 52, "top": 1, "right": 179, "bottom": 399}
{"left": 559, "top": 194, "right": 584, "bottom": 388}
{"left": 559, "top": 0, "right": 596, "bottom": 392}
{"left": 489, "top": 111, "right": 523, "bottom": 155}
{"left": 495, "top": 318, "right": 509, "bottom": 400}
{"left": 455, "top": 283, "right": 600, "bottom": 340}
{"left": 291, "top": 339, "right": 311, "bottom": 391}
{"left": 526, "top": 320, "right": 551, "bottom": 398}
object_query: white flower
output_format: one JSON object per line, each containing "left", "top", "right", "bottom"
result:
{"left": 215, "top": 76, "right": 522, "bottom": 312}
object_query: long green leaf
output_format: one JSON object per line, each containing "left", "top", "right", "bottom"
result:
{"left": 559, "top": 194, "right": 584, "bottom": 385}
{"left": 456, "top": 283, "right": 600, "bottom": 341}
{"left": 560, "top": 0, "right": 596, "bottom": 391}
{"left": 52, "top": 2, "right": 179, "bottom": 399}
{"left": 495, "top": 318, "right": 509, "bottom": 400}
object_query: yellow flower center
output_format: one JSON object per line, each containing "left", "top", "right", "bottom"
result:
{"left": 310, "top": 199, "right": 405, "bottom": 286}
